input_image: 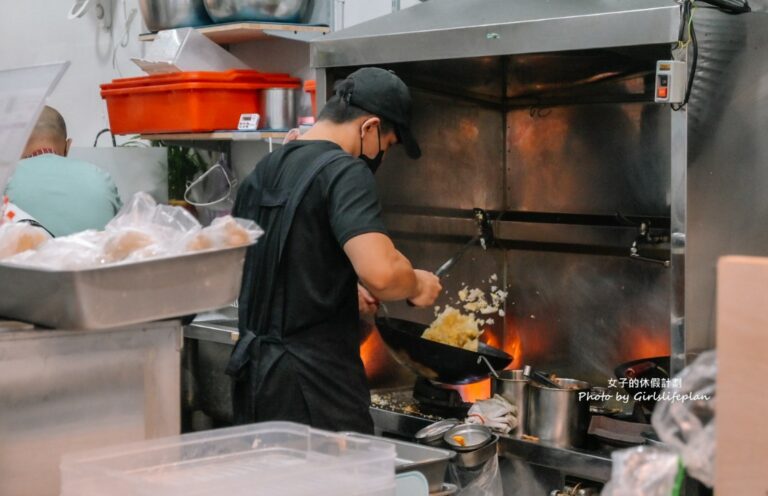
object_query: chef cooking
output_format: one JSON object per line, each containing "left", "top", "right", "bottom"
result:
{"left": 226, "top": 67, "right": 443, "bottom": 433}
{"left": 0, "top": 0, "right": 760, "bottom": 494}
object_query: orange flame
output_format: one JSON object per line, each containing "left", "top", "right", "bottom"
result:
{"left": 621, "top": 326, "right": 670, "bottom": 360}
{"left": 453, "top": 380, "right": 491, "bottom": 403}
{"left": 502, "top": 323, "right": 524, "bottom": 370}
{"left": 360, "top": 324, "right": 387, "bottom": 380}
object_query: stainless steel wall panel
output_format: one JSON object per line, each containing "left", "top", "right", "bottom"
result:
{"left": 505, "top": 103, "right": 671, "bottom": 217}
{"left": 685, "top": 12, "right": 768, "bottom": 352}
{"left": 383, "top": 236, "right": 671, "bottom": 386}
{"left": 504, "top": 250, "right": 670, "bottom": 384}
{"left": 311, "top": 0, "right": 680, "bottom": 67}
{"left": 377, "top": 89, "right": 506, "bottom": 211}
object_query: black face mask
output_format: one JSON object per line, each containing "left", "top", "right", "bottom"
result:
{"left": 360, "top": 126, "right": 384, "bottom": 174}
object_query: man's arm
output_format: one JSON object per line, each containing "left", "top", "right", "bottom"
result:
{"left": 344, "top": 232, "right": 441, "bottom": 307}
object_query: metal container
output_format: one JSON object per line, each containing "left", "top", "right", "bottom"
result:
{"left": 203, "top": 0, "right": 310, "bottom": 23}
{"left": 183, "top": 320, "right": 239, "bottom": 425}
{"left": 452, "top": 435, "right": 499, "bottom": 469}
{"left": 139, "top": 0, "right": 212, "bottom": 32}
{"left": 341, "top": 432, "right": 454, "bottom": 492}
{"left": 260, "top": 88, "right": 297, "bottom": 130}
{"left": 0, "top": 245, "right": 250, "bottom": 329}
{"left": 415, "top": 419, "right": 461, "bottom": 447}
{"left": 0, "top": 321, "right": 181, "bottom": 496}
{"left": 443, "top": 424, "right": 493, "bottom": 452}
{"left": 527, "top": 378, "right": 591, "bottom": 448}
{"left": 491, "top": 369, "right": 528, "bottom": 438}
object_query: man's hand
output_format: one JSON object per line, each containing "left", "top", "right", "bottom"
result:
{"left": 409, "top": 270, "right": 442, "bottom": 307}
{"left": 358, "top": 284, "right": 380, "bottom": 316}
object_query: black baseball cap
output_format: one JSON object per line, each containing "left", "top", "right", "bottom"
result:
{"left": 344, "top": 67, "right": 421, "bottom": 159}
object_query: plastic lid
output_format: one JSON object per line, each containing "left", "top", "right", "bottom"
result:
{"left": 0, "top": 62, "right": 69, "bottom": 204}
{"left": 102, "top": 70, "right": 299, "bottom": 91}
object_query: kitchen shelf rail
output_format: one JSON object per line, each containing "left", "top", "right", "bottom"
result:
{"left": 139, "top": 22, "right": 330, "bottom": 44}
{"left": 138, "top": 131, "right": 289, "bottom": 142}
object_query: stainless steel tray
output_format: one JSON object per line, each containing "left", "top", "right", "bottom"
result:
{"left": 0, "top": 245, "right": 249, "bottom": 329}
{"left": 341, "top": 432, "right": 454, "bottom": 492}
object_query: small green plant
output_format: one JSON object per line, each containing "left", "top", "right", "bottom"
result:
{"left": 164, "top": 144, "right": 208, "bottom": 201}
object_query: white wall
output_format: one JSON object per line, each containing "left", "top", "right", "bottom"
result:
{"left": 340, "top": 0, "right": 422, "bottom": 29}
{"left": 0, "top": 0, "right": 146, "bottom": 148}
{"left": 0, "top": 0, "right": 420, "bottom": 181}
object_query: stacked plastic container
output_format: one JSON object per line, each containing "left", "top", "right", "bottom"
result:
{"left": 60, "top": 422, "right": 396, "bottom": 496}
{"left": 100, "top": 70, "right": 301, "bottom": 134}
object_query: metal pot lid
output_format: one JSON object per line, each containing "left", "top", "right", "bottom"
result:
{"left": 415, "top": 418, "right": 461, "bottom": 443}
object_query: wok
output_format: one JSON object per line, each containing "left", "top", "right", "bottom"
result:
{"left": 375, "top": 317, "right": 512, "bottom": 384}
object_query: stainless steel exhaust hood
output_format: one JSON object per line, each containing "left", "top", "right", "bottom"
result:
{"left": 312, "top": 0, "right": 682, "bottom": 68}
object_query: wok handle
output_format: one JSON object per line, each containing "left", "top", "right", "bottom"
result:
{"left": 477, "top": 355, "right": 500, "bottom": 378}
{"left": 624, "top": 361, "right": 657, "bottom": 378}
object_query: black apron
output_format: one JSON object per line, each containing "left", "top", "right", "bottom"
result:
{"left": 226, "top": 148, "right": 374, "bottom": 433}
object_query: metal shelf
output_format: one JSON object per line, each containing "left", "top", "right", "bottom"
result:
{"left": 139, "top": 22, "right": 330, "bottom": 44}
{"left": 139, "top": 131, "right": 288, "bottom": 142}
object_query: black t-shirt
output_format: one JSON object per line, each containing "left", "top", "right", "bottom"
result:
{"left": 276, "top": 140, "right": 387, "bottom": 334}
{"left": 233, "top": 140, "right": 387, "bottom": 432}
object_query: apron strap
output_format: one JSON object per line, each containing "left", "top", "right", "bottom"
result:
{"left": 227, "top": 148, "right": 347, "bottom": 380}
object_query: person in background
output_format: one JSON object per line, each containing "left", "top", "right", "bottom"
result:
{"left": 5, "top": 106, "right": 122, "bottom": 237}
{"left": 228, "top": 68, "right": 442, "bottom": 433}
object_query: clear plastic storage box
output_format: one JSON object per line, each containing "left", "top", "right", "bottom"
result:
{"left": 60, "top": 422, "right": 396, "bottom": 496}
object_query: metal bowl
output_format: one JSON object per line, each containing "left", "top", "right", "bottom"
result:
{"left": 139, "top": 0, "right": 213, "bottom": 32}
{"left": 443, "top": 424, "right": 493, "bottom": 452}
{"left": 453, "top": 435, "right": 499, "bottom": 469}
{"left": 415, "top": 419, "right": 461, "bottom": 446}
{"left": 203, "top": 0, "right": 310, "bottom": 23}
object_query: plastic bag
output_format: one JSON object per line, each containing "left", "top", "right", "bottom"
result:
{"left": 0, "top": 222, "right": 51, "bottom": 260}
{"left": 186, "top": 216, "right": 261, "bottom": 252}
{"left": 651, "top": 351, "right": 717, "bottom": 487}
{"left": 601, "top": 446, "right": 682, "bottom": 496}
{"left": 465, "top": 394, "right": 518, "bottom": 434}
{"left": 7, "top": 230, "right": 105, "bottom": 270}
{"left": 3, "top": 192, "right": 262, "bottom": 269}
{"left": 447, "top": 456, "right": 504, "bottom": 496}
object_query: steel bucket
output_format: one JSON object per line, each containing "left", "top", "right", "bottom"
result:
{"left": 527, "top": 378, "right": 591, "bottom": 448}
{"left": 491, "top": 369, "right": 528, "bottom": 438}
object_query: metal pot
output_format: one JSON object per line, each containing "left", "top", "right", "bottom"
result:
{"left": 139, "top": 0, "right": 212, "bottom": 32}
{"left": 527, "top": 378, "right": 591, "bottom": 449}
{"left": 491, "top": 369, "right": 528, "bottom": 438}
{"left": 203, "top": 0, "right": 310, "bottom": 23}
{"left": 452, "top": 435, "right": 499, "bottom": 469}
{"left": 260, "top": 88, "right": 297, "bottom": 130}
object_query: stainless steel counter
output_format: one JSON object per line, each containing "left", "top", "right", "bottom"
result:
{"left": 370, "top": 406, "right": 612, "bottom": 484}
{"left": 0, "top": 320, "right": 182, "bottom": 496}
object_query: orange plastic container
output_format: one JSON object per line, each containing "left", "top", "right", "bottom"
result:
{"left": 103, "top": 70, "right": 296, "bottom": 91}
{"left": 304, "top": 80, "right": 317, "bottom": 117}
{"left": 101, "top": 71, "right": 300, "bottom": 134}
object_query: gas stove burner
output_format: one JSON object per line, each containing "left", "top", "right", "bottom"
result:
{"left": 413, "top": 378, "right": 472, "bottom": 418}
